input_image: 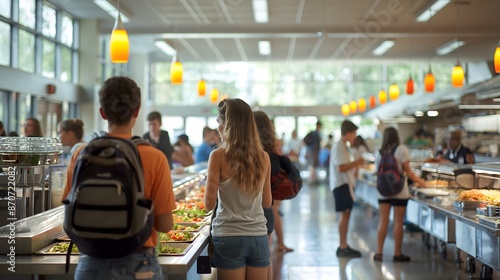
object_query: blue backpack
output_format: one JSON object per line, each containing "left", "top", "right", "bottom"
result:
{"left": 377, "top": 145, "right": 405, "bottom": 196}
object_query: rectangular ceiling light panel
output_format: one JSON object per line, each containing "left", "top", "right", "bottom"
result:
{"left": 258, "top": 41, "right": 271, "bottom": 55}
{"left": 372, "top": 40, "right": 395, "bottom": 56}
{"left": 416, "top": 0, "right": 451, "bottom": 22}
{"left": 436, "top": 39, "right": 465, "bottom": 55}
{"left": 94, "top": 0, "right": 130, "bottom": 22}
{"left": 252, "top": 0, "right": 269, "bottom": 23}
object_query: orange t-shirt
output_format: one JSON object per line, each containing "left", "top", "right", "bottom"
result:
{"left": 62, "top": 133, "right": 176, "bottom": 248}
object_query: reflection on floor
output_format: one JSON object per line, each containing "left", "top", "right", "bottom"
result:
{"left": 270, "top": 180, "right": 499, "bottom": 280}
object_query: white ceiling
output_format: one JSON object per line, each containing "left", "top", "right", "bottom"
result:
{"left": 50, "top": 0, "right": 500, "bottom": 63}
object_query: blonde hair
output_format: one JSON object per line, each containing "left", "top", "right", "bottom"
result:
{"left": 218, "top": 98, "right": 267, "bottom": 198}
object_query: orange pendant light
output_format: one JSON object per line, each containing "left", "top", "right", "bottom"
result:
{"left": 341, "top": 104, "right": 350, "bottom": 116}
{"left": 495, "top": 44, "right": 500, "bottom": 73}
{"left": 358, "top": 98, "right": 367, "bottom": 112}
{"left": 109, "top": 13, "right": 129, "bottom": 63}
{"left": 170, "top": 55, "right": 183, "bottom": 85}
{"left": 378, "top": 89, "right": 387, "bottom": 104}
{"left": 369, "top": 95, "right": 376, "bottom": 108}
{"left": 197, "top": 79, "right": 206, "bottom": 96}
{"left": 424, "top": 68, "right": 435, "bottom": 93}
{"left": 451, "top": 63, "right": 464, "bottom": 87}
{"left": 389, "top": 84, "right": 400, "bottom": 100}
{"left": 209, "top": 88, "right": 219, "bottom": 103}
{"left": 406, "top": 76, "right": 414, "bottom": 95}
{"left": 349, "top": 101, "right": 357, "bottom": 114}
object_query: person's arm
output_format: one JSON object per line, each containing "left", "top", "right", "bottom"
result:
{"left": 262, "top": 153, "right": 272, "bottom": 208}
{"left": 151, "top": 149, "right": 176, "bottom": 232}
{"left": 204, "top": 149, "right": 221, "bottom": 210}
{"left": 155, "top": 212, "right": 174, "bottom": 233}
{"left": 338, "top": 158, "right": 363, "bottom": 173}
{"left": 403, "top": 161, "right": 426, "bottom": 186}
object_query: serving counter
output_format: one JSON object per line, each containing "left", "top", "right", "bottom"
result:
{"left": 0, "top": 163, "right": 211, "bottom": 280}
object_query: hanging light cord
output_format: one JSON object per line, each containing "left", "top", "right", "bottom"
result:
{"left": 456, "top": 0, "right": 461, "bottom": 62}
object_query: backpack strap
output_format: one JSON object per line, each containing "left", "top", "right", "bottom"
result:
{"left": 390, "top": 145, "right": 398, "bottom": 155}
{"left": 131, "top": 136, "right": 152, "bottom": 147}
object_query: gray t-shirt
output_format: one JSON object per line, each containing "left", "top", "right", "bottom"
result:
{"left": 329, "top": 140, "right": 356, "bottom": 201}
{"left": 211, "top": 178, "right": 268, "bottom": 237}
{"left": 375, "top": 145, "right": 411, "bottom": 199}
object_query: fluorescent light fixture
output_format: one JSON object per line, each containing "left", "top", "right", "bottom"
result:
{"left": 436, "top": 39, "right": 465, "bottom": 55}
{"left": 372, "top": 40, "right": 395, "bottom": 56}
{"left": 459, "top": 104, "right": 500, "bottom": 109}
{"left": 381, "top": 117, "right": 417, "bottom": 123}
{"left": 94, "top": 0, "right": 130, "bottom": 22}
{"left": 258, "top": 41, "right": 271, "bottom": 55}
{"left": 252, "top": 0, "right": 269, "bottom": 23}
{"left": 415, "top": 111, "right": 425, "bottom": 117}
{"left": 155, "top": 41, "right": 177, "bottom": 56}
{"left": 427, "top": 110, "right": 439, "bottom": 117}
{"left": 416, "top": 0, "right": 451, "bottom": 22}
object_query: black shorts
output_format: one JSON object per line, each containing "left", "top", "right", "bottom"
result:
{"left": 378, "top": 199, "right": 409, "bottom": 207}
{"left": 263, "top": 207, "right": 275, "bottom": 234}
{"left": 333, "top": 184, "right": 353, "bottom": 212}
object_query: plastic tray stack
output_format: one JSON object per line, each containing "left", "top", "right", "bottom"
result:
{"left": 0, "top": 137, "right": 63, "bottom": 166}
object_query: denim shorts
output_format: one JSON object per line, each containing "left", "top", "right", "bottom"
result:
{"left": 212, "top": 235, "right": 270, "bottom": 269}
{"left": 75, "top": 250, "right": 163, "bottom": 280}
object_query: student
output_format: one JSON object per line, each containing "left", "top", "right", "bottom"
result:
{"left": 62, "top": 76, "right": 176, "bottom": 280}
{"left": 374, "top": 127, "right": 426, "bottom": 262}
{"left": 304, "top": 121, "right": 322, "bottom": 183}
{"left": 143, "top": 111, "right": 175, "bottom": 169}
{"left": 57, "top": 119, "right": 85, "bottom": 155}
{"left": 0, "top": 121, "right": 5, "bottom": 136}
{"left": 204, "top": 98, "right": 272, "bottom": 280}
{"left": 172, "top": 133, "right": 195, "bottom": 167}
{"left": 24, "top": 117, "right": 43, "bottom": 137}
{"left": 329, "top": 120, "right": 363, "bottom": 257}
{"left": 196, "top": 126, "right": 216, "bottom": 163}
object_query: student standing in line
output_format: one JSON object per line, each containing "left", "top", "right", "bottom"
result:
{"left": 62, "top": 77, "right": 176, "bottom": 279}
{"left": 304, "top": 121, "right": 322, "bottom": 183}
{"left": 329, "top": 120, "right": 363, "bottom": 257}
{"left": 57, "top": 119, "right": 86, "bottom": 155}
{"left": 196, "top": 126, "right": 216, "bottom": 163}
{"left": 143, "top": 111, "right": 174, "bottom": 169}
{"left": 374, "top": 127, "right": 426, "bottom": 262}
{"left": 24, "top": 117, "right": 43, "bottom": 137}
{"left": 204, "top": 98, "right": 272, "bottom": 280}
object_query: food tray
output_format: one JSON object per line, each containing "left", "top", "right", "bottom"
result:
{"left": 159, "top": 231, "right": 199, "bottom": 243}
{"left": 36, "top": 242, "right": 79, "bottom": 255}
{"left": 453, "top": 200, "right": 486, "bottom": 210}
{"left": 157, "top": 242, "right": 193, "bottom": 256}
{"left": 172, "top": 222, "right": 206, "bottom": 232}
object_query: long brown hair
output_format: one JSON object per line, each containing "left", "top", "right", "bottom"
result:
{"left": 253, "top": 111, "right": 279, "bottom": 153}
{"left": 217, "top": 98, "right": 267, "bottom": 197}
{"left": 379, "top": 127, "right": 400, "bottom": 153}
{"left": 25, "top": 117, "right": 43, "bottom": 137}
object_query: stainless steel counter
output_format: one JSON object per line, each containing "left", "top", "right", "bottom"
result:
{"left": 0, "top": 223, "right": 210, "bottom": 279}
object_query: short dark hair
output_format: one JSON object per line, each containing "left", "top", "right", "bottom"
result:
{"left": 99, "top": 77, "right": 141, "bottom": 126}
{"left": 59, "top": 119, "right": 84, "bottom": 140}
{"left": 341, "top": 120, "right": 358, "bottom": 135}
{"left": 147, "top": 111, "right": 162, "bottom": 123}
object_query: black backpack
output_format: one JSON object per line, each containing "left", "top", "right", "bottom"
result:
{"left": 63, "top": 135, "right": 154, "bottom": 262}
{"left": 270, "top": 153, "right": 303, "bottom": 200}
{"left": 377, "top": 145, "right": 405, "bottom": 196}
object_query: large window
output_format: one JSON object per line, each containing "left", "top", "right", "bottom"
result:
{"left": 0, "top": 0, "right": 11, "bottom": 19}
{"left": 61, "top": 46, "right": 72, "bottom": 82}
{"left": 42, "top": 39, "right": 55, "bottom": 78}
{"left": 19, "top": 0, "right": 36, "bottom": 29}
{"left": 42, "top": 3, "right": 56, "bottom": 38}
{"left": 18, "top": 29, "right": 35, "bottom": 73}
{"left": 0, "top": 21, "right": 10, "bottom": 66}
{"left": 61, "top": 13, "right": 73, "bottom": 46}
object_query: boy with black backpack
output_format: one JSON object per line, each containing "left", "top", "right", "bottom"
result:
{"left": 62, "top": 77, "right": 176, "bottom": 279}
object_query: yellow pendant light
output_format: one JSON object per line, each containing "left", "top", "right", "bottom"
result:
{"left": 197, "top": 79, "right": 206, "bottom": 96}
{"left": 341, "top": 104, "right": 350, "bottom": 116}
{"left": 109, "top": 12, "right": 129, "bottom": 63}
{"left": 209, "top": 88, "right": 219, "bottom": 103}
{"left": 170, "top": 55, "right": 183, "bottom": 85}
{"left": 358, "top": 98, "right": 367, "bottom": 112}
{"left": 424, "top": 68, "right": 435, "bottom": 93}
{"left": 378, "top": 89, "right": 387, "bottom": 104}
{"left": 451, "top": 62, "right": 464, "bottom": 87}
{"left": 389, "top": 84, "right": 400, "bottom": 100}
{"left": 349, "top": 101, "right": 357, "bottom": 114}
{"left": 495, "top": 43, "right": 500, "bottom": 73}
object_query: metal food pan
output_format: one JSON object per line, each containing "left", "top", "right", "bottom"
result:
{"left": 157, "top": 242, "right": 193, "bottom": 256}
{"left": 454, "top": 200, "right": 486, "bottom": 210}
{"left": 159, "top": 231, "right": 199, "bottom": 243}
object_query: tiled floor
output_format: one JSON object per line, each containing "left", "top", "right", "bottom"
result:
{"left": 269, "top": 180, "right": 499, "bottom": 280}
